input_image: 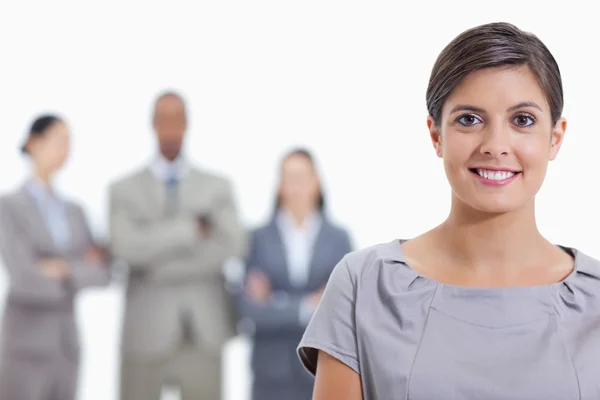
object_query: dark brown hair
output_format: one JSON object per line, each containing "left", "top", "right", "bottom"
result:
{"left": 274, "top": 148, "right": 325, "bottom": 212}
{"left": 21, "top": 114, "right": 63, "bottom": 154}
{"left": 426, "top": 22, "right": 563, "bottom": 126}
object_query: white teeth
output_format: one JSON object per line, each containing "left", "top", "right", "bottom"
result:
{"left": 476, "top": 169, "right": 515, "bottom": 181}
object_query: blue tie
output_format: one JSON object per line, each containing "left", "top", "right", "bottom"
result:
{"left": 164, "top": 171, "right": 179, "bottom": 217}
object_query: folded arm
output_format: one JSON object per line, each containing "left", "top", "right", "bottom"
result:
{"left": 0, "top": 201, "right": 68, "bottom": 305}
{"left": 151, "top": 182, "right": 245, "bottom": 282}
{"left": 65, "top": 207, "right": 111, "bottom": 290}
{"left": 238, "top": 290, "right": 310, "bottom": 333}
{"left": 108, "top": 187, "right": 199, "bottom": 268}
{"left": 240, "top": 229, "right": 353, "bottom": 333}
{"left": 236, "top": 229, "right": 311, "bottom": 334}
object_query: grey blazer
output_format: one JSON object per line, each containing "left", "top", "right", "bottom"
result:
{"left": 109, "top": 167, "right": 245, "bottom": 358}
{"left": 0, "top": 186, "right": 110, "bottom": 360}
{"left": 238, "top": 216, "right": 352, "bottom": 399}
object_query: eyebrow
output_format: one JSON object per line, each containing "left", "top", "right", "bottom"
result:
{"left": 449, "top": 105, "right": 485, "bottom": 114}
{"left": 507, "top": 101, "right": 543, "bottom": 112}
{"left": 449, "top": 101, "right": 543, "bottom": 114}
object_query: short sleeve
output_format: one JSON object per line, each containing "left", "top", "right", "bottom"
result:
{"left": 297, "top": 256, "right": 359, "bottom": 375}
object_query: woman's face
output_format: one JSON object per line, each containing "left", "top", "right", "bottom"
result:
{"left": 29, "top": 120, "right": 71, "bottom": 174}
{"left": 279, "top": 154, "right": 321, "bottom": 211}
{"left": 429, "top": 66, "right": 566, "bottom": 214}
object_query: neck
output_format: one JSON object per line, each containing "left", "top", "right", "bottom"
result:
{"left": 33, "top": 167, "right": 52, "bottom": 187}
{"left": 437, "top": 198, "right": 546, "bottom": 272}
{"left": 284, "top": 206, "right": 316, "bottom": 226}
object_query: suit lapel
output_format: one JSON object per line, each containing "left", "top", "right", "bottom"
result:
{"left": 179, "top": 169, "right": 209, "bottom": 213}
{"left": 63, "top": 202, "right": 88, "bottom": 252}
{"left": 154, "top": 168, "right": 211, "bottom": 216}
{"left": 265, "top": 220, "right": 292, "bottom": 287}
{"left": 13, "top": 186, "right": 59, "bottom": 254}
{"left": 306, "top": 219, "right": 330, "bottom": 287}
{"left": 139, "top": 168, "right": 166, "bottom": 218}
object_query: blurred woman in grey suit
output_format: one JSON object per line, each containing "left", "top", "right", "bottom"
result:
{"left": 0, "top": 115, "right": 110, "bottom": 400}
{"left": 238, "top": 148, "right": 352, "bottom": 400}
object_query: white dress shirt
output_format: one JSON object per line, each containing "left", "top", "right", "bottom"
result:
{"left": 150, "top": 153, "right": 189, "bottom": 183}
{"left": 275, "top": 209, "right": 322, "bottom": 325}
{"left": 276, "top": 209, "right": 322, "bottom": 288}
{"left": 26, "top": 178, "right": 71, "bottom": 250}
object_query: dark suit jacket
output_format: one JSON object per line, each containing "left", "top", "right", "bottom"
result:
{"left": 0, "top": 186, "right": 110, "bottom": 361}
{"left": 237, "top": 214, "right": 352, "bottom": 398}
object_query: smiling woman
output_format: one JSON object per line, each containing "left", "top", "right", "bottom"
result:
{"left": 296, "top": 22, "right": 600, "bottom": 400}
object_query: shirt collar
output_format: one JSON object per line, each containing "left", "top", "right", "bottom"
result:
{"left": 150, "top": 153, "right": 189, "bottom": 182}
{"left": 276, "top": 208, "right": 322, "bottom": 233}
{"left": 25, "top": 177, "right": 61, "bottom": 204}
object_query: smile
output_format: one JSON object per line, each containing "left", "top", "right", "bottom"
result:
{"left": 469, "top": 168, "right": 521, "bottom": 186}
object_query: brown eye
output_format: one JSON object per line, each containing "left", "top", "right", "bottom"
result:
{"left": 457, "top": 114, "right": 482, "bottom": 127}
{"left": 513, "top": 114, "right": 535, "bottom": 127}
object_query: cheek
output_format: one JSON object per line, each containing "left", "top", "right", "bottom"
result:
{"left": 56, "top": 143, "right": 69, "bottom": 158}
{"left": 442, "top": 136, "right": 473, "bottom": 171}
{"left": 516, "top": 137, "right": 551, "bottom": 170}
{"left": 47, "top": 143, "right": 68, "bottom": 164}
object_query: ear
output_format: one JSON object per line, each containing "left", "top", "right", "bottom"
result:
{"left": 427, "top": 115, "right": 443, "bottom": 158}
{"left": 22, "top": 140, "right": 31, "bottom": 155}
{"left": 549, "top": 117, "right": 567, "bottom": 161}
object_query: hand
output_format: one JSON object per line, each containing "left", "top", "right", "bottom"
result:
{"left": 85, "top": 246, "right": 106, "bottom": 264}
{"left": 40, "top": 258, "right": 69, "bottom": 281}
{"left": 197, "top": 215, "right": 212, "bottom": 238}
{"left": 245, "top": 269, "right": 271, "bottom": 303}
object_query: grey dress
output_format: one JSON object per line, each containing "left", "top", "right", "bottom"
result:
{"left": 298, "top": 239, "right": 600, "bottom": 399}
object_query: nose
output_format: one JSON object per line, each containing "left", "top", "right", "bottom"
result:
{"left": 479, "top": 123, "right": 511, "bottom": 157}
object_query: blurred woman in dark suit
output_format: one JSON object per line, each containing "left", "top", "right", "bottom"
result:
{"left": 238, "top": 148, "right": 352, "bottom": 400}
{"left": 0, "top": 115, "right": 110, "bottom": 400}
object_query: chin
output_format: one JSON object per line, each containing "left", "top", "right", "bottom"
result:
{"left": 453, "top": 191, "right": 524, "bottom": 215}
{"left": 162, "top": 150, "right": 181, "bottom": 161}
{"left": 470, "top": 203, "right": 517, "bottom": 214}
{"left": 54, "top": 161, "right": 68, "bottom": 172}
{"left": 467, "top": 195, "right": 532, "bottom": 214}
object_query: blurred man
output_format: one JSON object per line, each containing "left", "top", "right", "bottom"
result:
{"left": 109, "top": 91, "right": 245, "bottom": 400}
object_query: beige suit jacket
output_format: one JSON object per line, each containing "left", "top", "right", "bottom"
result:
{"left": 109, "top": 166, "right": 245, "bottom": 358}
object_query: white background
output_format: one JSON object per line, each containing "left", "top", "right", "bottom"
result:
{"left": 0, "top": 1, "right": 599, "bottom": 399}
